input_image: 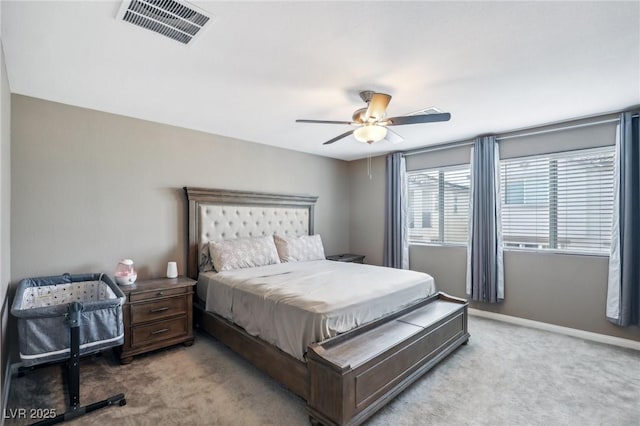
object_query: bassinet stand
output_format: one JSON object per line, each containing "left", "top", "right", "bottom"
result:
{"left": 31, "top": 302, "right": 126, "bottom": 426}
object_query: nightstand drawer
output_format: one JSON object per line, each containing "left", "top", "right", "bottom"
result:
{"left": 130, "top": 286, "right": 187, "bottom": 302}
{"left": 131, "top": 316, "right": 188, "bottom": 348}
{"left": 130, "top": 296, "right": 187, "bottom": 324}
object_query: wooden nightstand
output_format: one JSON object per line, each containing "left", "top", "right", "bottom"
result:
{"left": 326, "top": 253, "right": 366, "bottom": 264}
{"left": 118, "top": 277, "right": 195, "bottom": 364}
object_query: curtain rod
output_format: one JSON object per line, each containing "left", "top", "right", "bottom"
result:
{"left": 403, "top": 111, "right": 638, "bottom": 158}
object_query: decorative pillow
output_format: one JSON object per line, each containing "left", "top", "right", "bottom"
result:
{"left": 274, "top": 234, "right": 325, "bottom": 262}
{"left": 209, "top": 236, "right": 280, "bottom": 272}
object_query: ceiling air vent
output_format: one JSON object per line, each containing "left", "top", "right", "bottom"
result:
{"left": 117, "top": 0, "right": 211, "bottom": 44}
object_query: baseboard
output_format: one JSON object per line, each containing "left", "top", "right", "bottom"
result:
{"left": 468, "top": 308, "right": 640, "bottom": 351}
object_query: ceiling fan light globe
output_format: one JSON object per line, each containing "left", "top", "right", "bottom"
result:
{"left": 354, "top": 125, "right": 387, "bottom": 144}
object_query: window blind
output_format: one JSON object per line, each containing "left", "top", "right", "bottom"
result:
{"left": 500, "top": 146, "right": 615, "bottom": 254}
{"left": 407, "top": 165, "right": 470, "bottom": 245}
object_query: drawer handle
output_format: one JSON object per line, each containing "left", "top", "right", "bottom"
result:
{"left": 151, "top": 328, "right": 169, "bottom": 335}
{"left": 149, "top": 307, "right": 169, "bottom": 313}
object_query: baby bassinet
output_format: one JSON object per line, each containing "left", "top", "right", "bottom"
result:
{"left": 11, "top": 273, "right": 127, "bottom": 424}
{"left": 12, "top": 273, "right": 125, "bottom": 367}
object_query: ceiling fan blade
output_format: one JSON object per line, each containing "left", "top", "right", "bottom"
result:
{"left": 386, "top": 112, "right": 451, "bottom": 126}
{"left": 296, "top": 119, "right": 353, "bottom": 125}
{"left": 323, "top": 130, "right": 355, "bottom": 145}
{"left": 364, "top": 93, "right": 392, "bottom": 121}
{"left": 385, "top": 128, "right": 404, "bottom": 144}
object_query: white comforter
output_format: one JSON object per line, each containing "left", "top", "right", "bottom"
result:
{"left": 198, "top": 260, "right": 436, "bottom": 360}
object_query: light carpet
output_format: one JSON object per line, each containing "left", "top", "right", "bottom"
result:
{"left": 6, "top": 317, "right": 639, "bottom": 425}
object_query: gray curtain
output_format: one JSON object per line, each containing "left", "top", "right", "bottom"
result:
{"left": 606, "top": 112, "right": 639, "bottom": 326}
{"left": 384, "top": 153, "right": 409, "bottom": 269}
{"left": 466, "top": 136, "right": 504, "bottom": 303}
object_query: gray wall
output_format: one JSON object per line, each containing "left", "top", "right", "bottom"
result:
{"left": 0, "top": 41, "right": 10, "bottom": 410}
{"left": 11, "top": 95, "right": 351, "bottom": 282}
{"left": 348, "top": 155, "right": 386, "bottom": 266}
{"left": 409, "top": 246, "right": 639, "bottom": 340}
{"left": 348, "top": 125, "right": 640, "bottom": 342}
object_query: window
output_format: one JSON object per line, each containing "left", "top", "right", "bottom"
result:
{"left": 504, "top": 177, "right": 548, "bottom": 205}
{"left": 500, "top": 147, "right": 615, "bottom": 254}
{"left": 408, "top": 165, "right": 470, "bottom": 244}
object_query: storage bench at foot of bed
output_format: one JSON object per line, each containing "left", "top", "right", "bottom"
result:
{"left": 306, "top": 292, "right": 469, "bottom": 426}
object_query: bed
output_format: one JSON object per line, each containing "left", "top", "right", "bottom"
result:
{"left": 184, "top": 187, "right": 469, "bottom": 426}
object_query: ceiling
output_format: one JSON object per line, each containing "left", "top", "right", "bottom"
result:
{"left": 2, "top": 1, "right": 639, "bottom": 161}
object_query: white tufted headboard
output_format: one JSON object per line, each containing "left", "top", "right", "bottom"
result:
{"left": 184, "top": 187, "right": 318, "bottom": 279}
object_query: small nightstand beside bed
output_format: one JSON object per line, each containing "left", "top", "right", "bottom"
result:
{"left": 118, "top": 277, "right": 195, "bottom": 364}
{"left": 326, "top": 253, "right": 365, "bottom": 263}
{"left": 184, "top": 187, "right": 469, "bottom": 426}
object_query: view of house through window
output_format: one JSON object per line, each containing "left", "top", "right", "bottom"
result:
{"left": 500, "top": 146, "right": 615, "bottom": 254}
{"left": 408, "top": 165, "right": 470, "bottom": 244}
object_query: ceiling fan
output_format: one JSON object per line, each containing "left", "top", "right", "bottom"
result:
{"left": 296, "top": 90, "right": 451, "bottom": 145}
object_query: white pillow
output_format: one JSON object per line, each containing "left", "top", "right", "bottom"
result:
{"left": 209, "top": 236, "right": 280, "bottom": 272}
{"left": 274, "top": 234, "right": 325, "bottom": 262}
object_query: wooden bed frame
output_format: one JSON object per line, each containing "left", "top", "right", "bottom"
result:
{"left": 184, "top": 187, "right": 469, "bottom": 426}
